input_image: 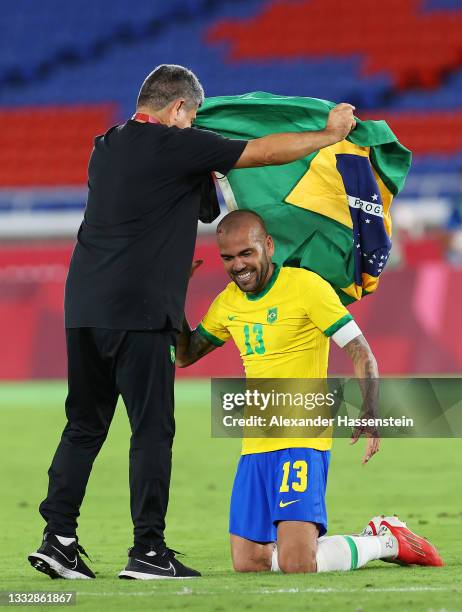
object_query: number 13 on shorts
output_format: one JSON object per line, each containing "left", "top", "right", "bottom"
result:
{"left": 279, "top": 460, "right": 308, "bottom": 493}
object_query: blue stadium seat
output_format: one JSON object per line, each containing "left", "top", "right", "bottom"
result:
{"left": 0, "top": 0, "right": 460, "bottom": 182}
{"left": 423, "top": 0, "right": 462, "bottom": 9}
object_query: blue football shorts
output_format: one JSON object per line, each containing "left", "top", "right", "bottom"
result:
{"left": 229, "top": 447, "right": 330, "bottom": 543}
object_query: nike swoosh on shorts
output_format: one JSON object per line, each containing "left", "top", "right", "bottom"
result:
{"left": 279, "top": 499, "right": 301, "bottom": 508}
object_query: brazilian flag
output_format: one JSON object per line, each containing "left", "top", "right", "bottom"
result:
{"left": 195, "top": 92, "right": 412, "bottom": 305}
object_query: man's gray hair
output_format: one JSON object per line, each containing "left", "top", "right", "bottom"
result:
{"left": 137, "top": 64, "right": 204, "bottom": 110}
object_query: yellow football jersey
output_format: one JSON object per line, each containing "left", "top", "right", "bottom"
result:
{"left": 198, "top": 266, "right": 353, "bottom": 454}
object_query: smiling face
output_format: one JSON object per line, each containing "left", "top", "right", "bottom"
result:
{"left": 217, "top": 219, "right": 275, "bottom": 294}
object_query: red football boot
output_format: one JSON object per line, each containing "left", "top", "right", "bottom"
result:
{"left": 379, "top": 516, "right": 444, "bottom": 567}
{"left": 361, "top": 515, "right": 384, "bottom": 536}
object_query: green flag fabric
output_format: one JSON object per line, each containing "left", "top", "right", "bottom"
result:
{"left": 195, "top": 92, "right": 412, "bottom": 304}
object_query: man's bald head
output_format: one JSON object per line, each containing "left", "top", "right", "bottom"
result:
{"left": 216, "top": 210, "right": 268, "bottom": 242}
{"left": 216, "top": 210, "right": 274, "bottom": 294}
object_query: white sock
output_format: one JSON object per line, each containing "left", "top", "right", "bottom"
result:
{"left": 56, "top": 535, "right": 76, "bottom": 546}
{"left": 270, "top": 534, "right": 397, "bottom": 573}
{"left": 316, "top": 534, "right": 398, "bottom": 572}
{"left": 271, "top": 546, "right": 280, "bottom": 572}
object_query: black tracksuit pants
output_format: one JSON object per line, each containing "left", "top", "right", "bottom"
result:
{"left": 39, "top": 327, "right": 176, "bottom": 548}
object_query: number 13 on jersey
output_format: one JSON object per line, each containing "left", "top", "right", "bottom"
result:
{"left": 279, "top": 460, "right": 308, "bottom": 493}
{"left": 243, "top": 323, "right": 266, "bottom": 355}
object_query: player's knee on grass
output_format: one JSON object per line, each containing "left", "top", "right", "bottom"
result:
{"left": 277, "top": 547, "right": 317, "bottom": 574}
{"left": 230, "top": 535, "right": 272, "bottom": 572}
{"left": 277, "top": 521, "right": 318, "bottom": 573}
{"left": 233, "top": 557, "right": 271, "bottom": 572}
{"left": 231, "top": 546, "right": 272, "bottom": 572}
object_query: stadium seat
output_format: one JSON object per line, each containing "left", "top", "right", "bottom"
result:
{"left": 0, "top": 0, "right": 460, "bottom": 185}
{"left": 0, "top": 106, "right": 115, "bottom": 186}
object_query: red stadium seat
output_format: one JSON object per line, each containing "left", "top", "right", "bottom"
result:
{"left": 360, "top": 111, "right": 462, "bottom": 155}
{"left": 0, "top": 105, "right": 116, "bottom": 186}
{"left": 208, "top": 0, "right": 462, "bottom": 89}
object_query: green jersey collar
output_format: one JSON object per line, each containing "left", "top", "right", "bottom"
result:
{"left": 245, "top": 264, "right": 280, "bottom": 301}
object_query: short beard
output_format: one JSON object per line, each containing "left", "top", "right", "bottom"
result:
{"left": 252, "top": 258, "right": 272, "bottom": 293}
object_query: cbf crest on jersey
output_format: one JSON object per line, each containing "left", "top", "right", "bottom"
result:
{"left": 267, "top": 307, "right": 278, "bottom": 324}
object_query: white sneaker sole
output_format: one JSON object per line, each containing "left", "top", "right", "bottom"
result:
{"left": 28, "top": 553, "right": 94, "bottom": 579}
{"left": 119, "top": 570, "right": 196, "bottom": 580}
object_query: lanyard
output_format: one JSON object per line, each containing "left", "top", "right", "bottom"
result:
{"left": 131, "top": 112, "right": 161, "bottom": 124}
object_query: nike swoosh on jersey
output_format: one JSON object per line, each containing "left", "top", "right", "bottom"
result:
{"left": 228, "top": 315, "right": 237, "bottom": 320}
{"left": 279, "top": 499, "right": 301, "bottom": 508}
{"left": 135, "top": 558, "right": 176, "bottom": 576}
{"left": 51, "top": 545, "right": 78, "bottom": 569}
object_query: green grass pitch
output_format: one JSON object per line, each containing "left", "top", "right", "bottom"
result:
{"left": 0, "top": 380, "right": 461, "bottom": 611}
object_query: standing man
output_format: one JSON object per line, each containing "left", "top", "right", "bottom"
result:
{"left": 28, "top": 64, "right": 356, "bottom": 580}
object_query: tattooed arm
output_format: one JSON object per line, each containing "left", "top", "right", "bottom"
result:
{"left": 176, "top": 258, "right": 217, "bottom": 367}
{"left": 343, "top": 334, "right": 380, "bottom": 464}
{"left": 176, "top": 317, "right": 218, "bottom": 367}
{"left": 344, "top": 333, "right": 379, "bottom": 380}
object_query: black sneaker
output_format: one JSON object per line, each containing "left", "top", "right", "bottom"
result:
{"left": 119, "top": 546, "right": 201, "bottom": 579}
{"left": 28, "top": 533, "right": 95, "bottom": 579}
